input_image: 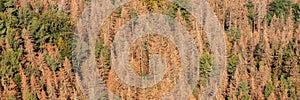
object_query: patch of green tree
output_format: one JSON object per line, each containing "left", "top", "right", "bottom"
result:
{"left": 226, "top": 27, "right": 242, "bottom": 53}
{"left": 278, "top": 75, "right": 298, "bottom": 99}
{"left": 0, "top": 0, "right": 14, "bottom": 12}
{"left": 95, "top": 37, "right": 111, "bottom": 69}
{"left": 238, "top": 82, "right": 251, "bottom": 100}
{"left": 0, "top": 1, "right": 74, "bottom": 58}
{"left": 198, "top": 51, "right": 212, "bottom": 86}
{"left": 95, "top": 39, "right": 104, "bottom": 59}
{"left": 270, "top": 41, "right": 297, "bottom": 82}
{"left": 129, "top": 8, "right": 138, "bottom": 21}
{"left": 116, "top": 7, "right": 122, "bottom": 18}
{"left": 227, "top": 55, "right": 239, "bottom": 76}
{"left": 226, "top": 27, "right": 242, "bottom": 44}
{"left": 254, "top": 40, "right": 265, "bottom": 69}
{"left": 24, "top": 64, "right": 39, "bottom": 78}
{"left": 264, "top": 82, "right": 275, "bottom": 98}
{"left": 24, "top": 91, "right": 38, "bottom": 100}
{"left": 0, "top": 0, "right": 75, "bottom": 92}
{"left": 44, "top": 53, "right": 62, "bottom": 71}
{"left": 7, "top": 93, "right": 17, "bottom": 100}
{"left": 101, "top": 46, "right": 111, "bottom": 67}
{"left": 245, "top": 1, "right": 255, "bottom": 32}
{"left": 28, "top": 9, "right": 74, "bottom": 51}
{"left": 292, "top": 3, "right": 300, "bottom": 30}
{"left": 94, "top": 37, "right": 111, "bottom": 82}
{"left": 143, "top": 0, "right": 191, "bottom": 24}
{"left": 167, "top": 2, "right": 190, "bottom": 24}
{"left": 57, "top": 32, "right": 73, "bottom": 60}
{"left": 267, "top": 0, "right": 292, "bottom": 26}
{"left": 144, "top": 0, "right": 164, "bottom": 12}
{"left": 0, "top": 48, "right": 22, "bottom": 77}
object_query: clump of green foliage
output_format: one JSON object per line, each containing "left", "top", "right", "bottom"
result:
{"left": 101, "top": 46, "right": 111, "bottom": 67}
{"left": 245, "top": 1, "right": 255, "bottom": 32}
{"left": 85, "top": 0, "right": 91, "bottom": 5}
{"left": 226, "top": 27, "right": 242, "bottom": 53}
{"left": 24, "top": 91, "right": 37, "bottom": 100}
{"left": 116, "top": 7, "right": 122, "bottom": 18}
{"left": 199, "top": 51, "right": 212, "bottom": 86}
{"left": 167, "top": 2, "right": 190, "bottom": 24}
{"left": 254, "top": 40, "right": 265, "bottom": 69}
{"left": 0, "top": 0, "right": 74, "bottom": 92}
{"left": 95, "top": 38, "right": 104, "bottom": 59}
{"left": 227, "top": 55, "right": 239, "bottom": 76}
{"left": 226, "top": 27, "right": 242, "bottom": 44}
{"left": 95, "top": 37, "right": 111, "bottom": 81}
{"left": 267, "top": 0, "right": 292, "bottom": 26}
{"left": 271, "top": 41, "right": 297, "bottom": 81}
{"left": 95, "top": 37, "right": 111, "bottom": 68}
{"left": 144, "top": 0, "right": 164, "bottom": 12}
{"left": 28, "top": 9, "right": 74, "bottom": 51}
{"left": 238, "top": 82, "right": 251, "bottom": 100}
{"left": 129, "top": 8, "right": 138, "bottom": 21}
{"left": 264, "top": 82, "right": 275, "bottom": 98}
{"left": 44, "top": 53, "right": 61, "bottom": 71}
{"left": 0, "top": 49, "right": 22, "bottom": 77}
{"left": 144, "top": 0, "right": 191, "bottom": 24}
{"left": 292, "top": 3, "right": 300, "bottom": 29}
{"left": 0, "top": 0, "right": 14, "bottom": 12}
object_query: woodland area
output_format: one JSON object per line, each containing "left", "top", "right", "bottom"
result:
{"left": 0, "top": 0, "right": 299, "bottom": 99}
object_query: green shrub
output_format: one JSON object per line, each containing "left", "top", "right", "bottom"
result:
{"left": 0, "top": 48, "right": 22, "bottom": 77}
{"left": 101, "top": 46, "right": 111, "bottom": 67}
{"left": 192, "top": 87, "right": 199, "bottom": 99}
{"left": 282, "top": 42, "right": 296, "bottom": 67}
{"left": 129, "top": 8, "right": 138, "bottom": 21}
{"left": 0, "top": 9, "right": 18, "bottom": 40}
{"left": 226, "top": 27, "right": 241, "bottom": 53}
{"left": 25, "top": 91, "right": 37, "bottom": 100}
{"left": 0, "top": 0, "right": 4, "bottom": 12}
{"left": 199, "top": 51, "right": 212, "bottom": 85}
{"left": 292, "top": 3, "right": 300, "bottom": 30}
{"left": 17, "top": 6, "right": 33, "bottom": 28}
{"left": 95, "top": 38, "right": 104, "bottom": 59}
{"left": 267, "top": 0, "right": 292, "bottom": 26}
{"left": 12, "top": 73, "right": 21, "bottom": 89}
{"left": 28, "top": 9, "right": 74, "bottom": 51}
{"left": 116, "top": 7, "right": 122, "bottom": 18}
{"left": 226, "top": 27, "right": 242, "bottom": 44}
{"left": 241, "top": 94, "right": 251, "bottom": 100}
{"left": 254, "top": 40, "right": 265, "bottom": 68}
{"left": 0, "top": 0, "right": 14, "bottom": 12}
{"left": 95, "top": 37, "right": 111, "bottom": 67}
{"left": 264, "top": 82, "right": 275, "bottom": 98}
{"left": 166, "top": 2, "right": 190, "bottom": 24}
{"left": 180, "top": 8, "right": 190, "bottom": 24}
{"left": 286, "top": 77, "right": 298, "bottom": 99}
{"left": 227, "top": 55, "right": 239, "bottom": 75}
{"left": 144, "top": 0, "right": 164, "bottom": 12}
{"left": 44, "top": 53, "right": 61, "bottom": 71}
{"left": 25, "top": 64, "right": 39, "bottom": 78}
{"left": 7, "top": 94, "right": 17, "bottom": 100}
{"left": 239, "top": 82, "right": 250, "bottom": 94}
{"left": 239, "top": 82, "right": 251, "bottom": 100}
{"left": 85, "top": 0, "right": 91, "bottom": 5}
{"left": 143, "top": 40, "right": 149, "bottom": 55}
{"left": 167, "top": 4, "right": 178, "bottom": 19}
{"left": 57, "top": 32, "right": 73, "bottom": 59}
{"left": 245, "top": 1, "right": 255, "bottom": 32}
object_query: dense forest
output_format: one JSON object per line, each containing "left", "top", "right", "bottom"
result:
{"left": 0, "top": 0, "right": 299, "bottom": 99}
